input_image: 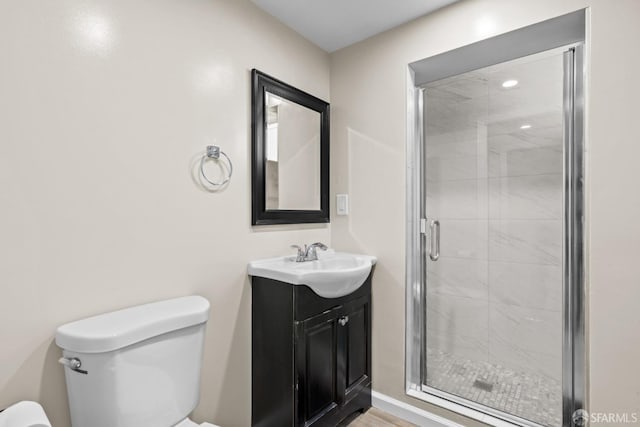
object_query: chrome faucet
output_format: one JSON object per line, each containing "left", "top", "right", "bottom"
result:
{"left": 290, "top": 245, "right": 306, "bottom": 262}
{"left": 290, "top": 242, "right": 328, "bottom": 262}
{"left": 304, "top": 242, "right": 328, "bottom": 261}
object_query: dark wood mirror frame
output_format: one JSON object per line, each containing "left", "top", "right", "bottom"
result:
{"left": 251, "top": 69, "right": 330, "bottom": 225}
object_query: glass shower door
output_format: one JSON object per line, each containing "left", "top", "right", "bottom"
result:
{"left": 422, "top": 49, "right": 565, "bottom": 427}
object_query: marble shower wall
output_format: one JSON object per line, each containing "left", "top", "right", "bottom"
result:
{"left": 425, "top": 52, "right": 564, "bottom": 384}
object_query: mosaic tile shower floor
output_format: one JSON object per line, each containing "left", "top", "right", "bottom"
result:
{"left": 426, "top": 349, "right": 562, "bottom": 427}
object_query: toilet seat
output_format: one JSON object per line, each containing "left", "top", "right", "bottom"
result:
{"left": 174, "top": 418, "right": 219, "bottom": 427}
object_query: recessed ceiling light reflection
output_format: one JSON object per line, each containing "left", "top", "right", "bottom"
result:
{"left": 475, "top": 15, "right": 496, "bottom": 37}
{"left": 502, "top": 79, "right": 518, "bottom": 88}
{"left": 73, "top": 11, "right": 113, "bottom": 55}
{"left": 520, "top": 124, "right": 532, "bottom": 130}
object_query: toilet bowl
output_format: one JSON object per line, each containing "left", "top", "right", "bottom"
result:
{"left": 55, "top": 296, "right": 219, "bottom": 427}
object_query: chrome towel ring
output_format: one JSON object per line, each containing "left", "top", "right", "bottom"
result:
{"left": 200, "top": 145, "right": 233, "bottom": 186}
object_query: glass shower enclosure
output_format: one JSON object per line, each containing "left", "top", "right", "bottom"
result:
{"left": 406, "top": 39, "right": 585, "bottom": 427}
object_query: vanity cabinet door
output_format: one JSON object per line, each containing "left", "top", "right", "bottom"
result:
{"left": 252, "top": 275, "right": 372, "bottom": 427}
{"left": 342, "top": 295, "right": 371, "bottom": 403}
{"left": 295, "top": 306, "right": 346, "bottom": 426}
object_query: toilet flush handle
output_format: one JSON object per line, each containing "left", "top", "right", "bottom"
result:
{"left": 58, "top": 357, "right": 88, "bottom": 374}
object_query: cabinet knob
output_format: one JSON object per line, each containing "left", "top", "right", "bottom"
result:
{"left": 338, "top": 316, "right": 349, "bottom": 326}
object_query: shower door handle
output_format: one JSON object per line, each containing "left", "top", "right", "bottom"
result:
{"left": 429, "top": 219, "right": 440, "bottom": 261}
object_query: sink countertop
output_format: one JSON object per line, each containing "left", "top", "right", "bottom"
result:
{"left": 248, "top": 249, "right": 376, "bottom": 298}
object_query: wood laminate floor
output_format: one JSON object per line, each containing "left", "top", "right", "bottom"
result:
{"left": 347, "top": 408, "right": 417, "bottom": 427}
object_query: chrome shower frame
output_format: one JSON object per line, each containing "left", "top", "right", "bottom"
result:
{"left": 405, "top": 45, "right": 587, "bottom": 427}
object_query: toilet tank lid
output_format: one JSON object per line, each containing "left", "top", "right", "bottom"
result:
{"left": 55, "top": 296, "right": 210, "bottom": 353}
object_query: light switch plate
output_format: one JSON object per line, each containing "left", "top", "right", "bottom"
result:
{"left": 336, "top": 194, "right": 349, "bottom": 215}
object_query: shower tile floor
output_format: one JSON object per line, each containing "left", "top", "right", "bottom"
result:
{"left": 426, "top": 349, "right": 562, "bottom": 427}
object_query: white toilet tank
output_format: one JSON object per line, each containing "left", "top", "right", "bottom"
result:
{"left": 55, "top": 296, "right": 210, "bottom": 427}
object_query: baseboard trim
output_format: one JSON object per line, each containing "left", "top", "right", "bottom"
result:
{"left": 371, "top": 391, "right": 464, "bottom": 427}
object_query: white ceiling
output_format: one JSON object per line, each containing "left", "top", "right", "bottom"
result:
{"left": 250, "top": 0, "right": 460, "bottom": 52}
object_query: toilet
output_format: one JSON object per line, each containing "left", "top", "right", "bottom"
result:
{"left": 0, "top": 401, "right": 51, "bottom": 427}
{"left": 55, "top": 296, "right": 218, "bottom": 427}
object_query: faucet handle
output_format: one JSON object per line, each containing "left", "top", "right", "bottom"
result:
{"left": 290, "top": 244, "right": 305, "bottom": 262}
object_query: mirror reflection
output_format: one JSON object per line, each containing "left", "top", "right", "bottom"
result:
{"left": 264, "top": 92, "right": 321, "bottom": 210}
{"left": 251, "top": 69, "right": 329, "bottom": 225}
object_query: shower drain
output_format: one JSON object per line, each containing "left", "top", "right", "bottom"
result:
{"left": 473, "top": 379, "right": 494, "bottom": 392}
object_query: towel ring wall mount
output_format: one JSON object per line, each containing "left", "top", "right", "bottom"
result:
{"left": 200, "top": 145, "right": 233, "bottom": 186}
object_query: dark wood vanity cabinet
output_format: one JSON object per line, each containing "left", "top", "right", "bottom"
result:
{"left": 252, "top": 275, "right": 372, "bottom": 427}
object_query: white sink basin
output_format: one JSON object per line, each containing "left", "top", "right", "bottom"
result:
{"left": 248, "top": 250, "right": 377, "bottom": 298}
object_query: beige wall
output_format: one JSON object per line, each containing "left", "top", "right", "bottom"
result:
{"left": 0, "top": 0, "right": 330, "bottom": 426}
{"left": 330, "top": 0, "right": 640, "bottom": 424}
{"left": 3, "top": 0, "right": 640, "bottom": 425}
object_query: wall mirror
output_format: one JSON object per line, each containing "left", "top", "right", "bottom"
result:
{"left": 251, "top": 69, "right": 330, "bottom": 225}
